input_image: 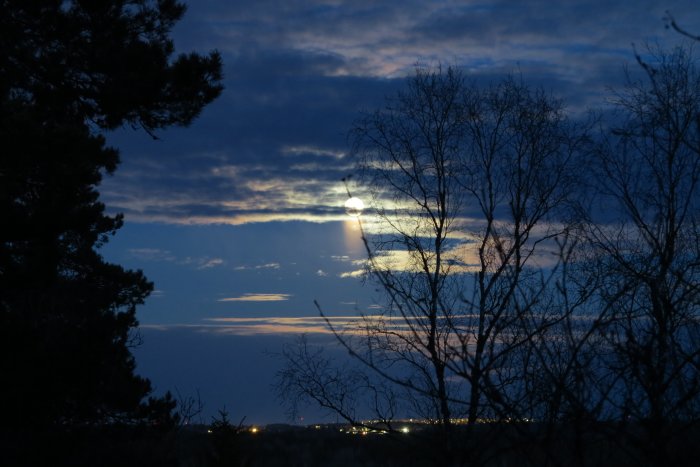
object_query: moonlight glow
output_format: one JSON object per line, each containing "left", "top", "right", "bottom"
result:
{"left": 344, "top": 197, "right": 364, "bottom": 217}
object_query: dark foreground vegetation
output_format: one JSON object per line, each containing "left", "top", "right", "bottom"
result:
{"left": 7, "top": 421, "right": 698, "bottom": 467}
{"left": 243, "top": 423, "right": 700, "bottom": 467}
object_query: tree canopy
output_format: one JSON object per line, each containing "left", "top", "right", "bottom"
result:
{"left": 1, "top": 0, "right": 222, "bottom": 131}
{"left": 0, "top": 0, "right": 223, "bottom": 436}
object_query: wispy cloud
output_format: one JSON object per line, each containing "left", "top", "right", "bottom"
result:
{"left": 141, "top": 312, "right": 482, "bottom": 336}
{"left": 339, "top": 269, "right": 365, "bottom": 279}
{"left": 203, "top": 316, "right": 356, "bottom": 335}
{"left": 128, "top": 248, "right": 177, "bottom": 262}
{"left": 281, "top": 145, "right": 346, "bottom": 159}
{"left": 234, "top": 262, "right": 281, "bottom": 271}
{"left": 197, "top": 258, "right": 225, "bottom": 269}
{"left": 127, "top": 248, "right": 225, "bottom": 270}
{"left": 142, "top": 315, "right": 378, "bottom": 336}
{"left": 217, "top": 293, "right": 292, "bottom": 302}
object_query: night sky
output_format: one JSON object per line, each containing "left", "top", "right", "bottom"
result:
{"left": 98, "top": 0, "right": 700, "bottom": 424}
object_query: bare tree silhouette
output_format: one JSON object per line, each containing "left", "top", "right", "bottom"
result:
{"left": 586, "top": 44, "right": 700, "bottom": 467}
{"left": 279, "top": 67, "right": 592, "bottom": 465}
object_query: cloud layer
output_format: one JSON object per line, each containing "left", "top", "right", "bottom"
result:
{"left": 102, "top": 1, "right": 700, "bottom": 228}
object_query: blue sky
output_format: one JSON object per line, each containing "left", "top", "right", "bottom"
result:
{"left": 99, "top": 0, "right": 700, "bottom": 424}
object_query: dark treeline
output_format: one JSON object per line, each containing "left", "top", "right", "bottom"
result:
{"left": 278, "top": 41, "right": 700, "bottom": 467}
{"left": 0, "top": 1, "right": 221, "bottom": 466}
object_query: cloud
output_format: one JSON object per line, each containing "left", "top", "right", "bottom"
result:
{"left": 142, "top": 314, "right": 409, "bottom": 336}
{"left": 202, "top": 316, "right": 356, "bottom": 335}
{"left": 339, "top": 269, "right": 365, "bottom": 279}
{"left": 217, "top": 293, "right": 292, "bottom": 302}
{"left": 141, "top": 317, "right": 342, "bottom": 336}
{"left": 281, "top": 145, "right": 346, "bottom": 159}
{"left": 128, "top": 248, "right": 177, "bottom": 262}
{"left": 185, "top": 0, "right": 697, "bottom": 79}
{"left": 102, "top": 153, "right": 367, "bottom": 225}
{"left": 338, "top": 244, "right": 479, "bottom": 278}
{"left": 234, "top": 262, "right": 281, "bottom": 271}
{"left": 126, "top": 247, "right": 225, "bottom": 270}
{"left": 140, "top": 312, "right": 485, "bottom": 337}
{"left": 197, "top": 258, "right": 225, "bottom": 269}
{"left": 102, "top": 0, "right": 700, "bottom": 229}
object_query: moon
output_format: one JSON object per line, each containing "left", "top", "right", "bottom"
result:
{"left": 344, "top": 197, "right": 365, "bottom": 217}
